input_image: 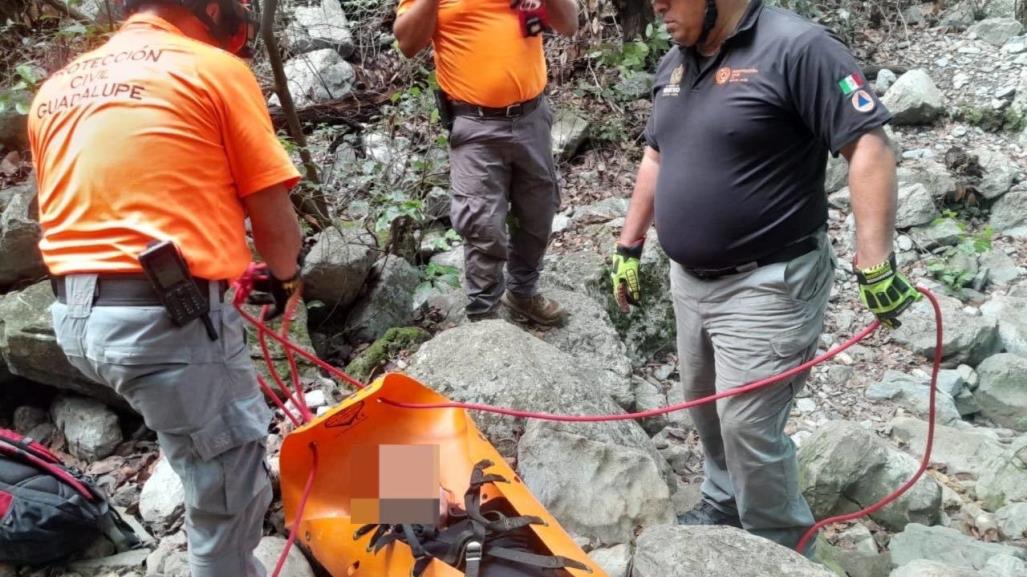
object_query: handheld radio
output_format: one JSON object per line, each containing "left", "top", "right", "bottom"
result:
{"left": 138, "top": 240, "right": 219, "bottom": 341}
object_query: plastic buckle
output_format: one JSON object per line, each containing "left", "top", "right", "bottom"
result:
{"left": 465, "top": 540, "right": 483, "bottom": 562}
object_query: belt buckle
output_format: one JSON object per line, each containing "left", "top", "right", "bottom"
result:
{"left": 505, "top": 103, "right": 523, "bottom": 117}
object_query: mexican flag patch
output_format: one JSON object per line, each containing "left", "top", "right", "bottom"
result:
{"left": 838, "top": 72, "right": 865, "bottom": 96}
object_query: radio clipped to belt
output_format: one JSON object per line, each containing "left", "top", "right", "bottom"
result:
{"left": 511, "top": 0, "right": 549, "bottom": 36}
{"left": 138, "top": 240, "right": 219, "bottom": 341}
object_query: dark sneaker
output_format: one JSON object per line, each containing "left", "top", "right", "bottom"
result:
{"left": 466, "top": 308, "right": 500, "bottom": 323}
{"left": 676, "top": 500, "right": 743, "bottom": 528}
{"left": 500, "top": 291, "right": 568, "bottom": 326}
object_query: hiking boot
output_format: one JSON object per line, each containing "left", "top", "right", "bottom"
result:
{"left": 676, "top": 500, "right": 743, "bottom": 528}
{"left": 500, "top": 291, "right": 568, "bottom": 326}
{"left": 466, "top": 307, "right": 500, "bottom": 323}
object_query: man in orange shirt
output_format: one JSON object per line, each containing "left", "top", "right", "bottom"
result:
{"left": 394, "top": 0, "right": 578, "bottom": 325}
{"left": 28, "top": 1, "right": 302, "bottom": 575}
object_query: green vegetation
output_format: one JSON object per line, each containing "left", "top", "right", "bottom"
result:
{"left": 344, "top": 326, "right": 431, "bottom": 382}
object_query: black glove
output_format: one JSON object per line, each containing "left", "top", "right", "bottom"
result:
{"left": 247, "top": 263, "right": 302, "bottom": 321}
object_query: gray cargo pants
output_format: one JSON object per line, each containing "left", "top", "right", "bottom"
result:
{"left": 669, "top": 229, "right": 834, "bottom": 554}
{"left": 51, "top": 274, "right": 272, "bottom": 577}
{"left": 448, "top": 97, "right": 560, "bottom": 315}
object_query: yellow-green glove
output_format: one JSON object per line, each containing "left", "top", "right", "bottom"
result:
{"left": 611, "top": 241, "right": 644, "bottom": 312}
{"left": 855, "top": 252, "right": 921, "bottom": 328}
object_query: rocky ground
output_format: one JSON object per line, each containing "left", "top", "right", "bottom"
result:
{"left": 2, "top": 0, "right": 1027, "bottom": 577}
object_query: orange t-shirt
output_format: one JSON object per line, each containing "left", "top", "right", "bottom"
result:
{"left": 397, "top": 0, "right": 546, "bottom": 107}
{"left": 28, "top": 13, "right": 300, "bottom": 281}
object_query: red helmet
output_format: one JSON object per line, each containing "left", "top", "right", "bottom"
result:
{"left": 119, "top": 0, "right": 260, "bottom": 57}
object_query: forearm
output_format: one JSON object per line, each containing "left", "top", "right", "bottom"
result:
{"left": 544, "top": 0, "right": 578, "bottom": 36}
{"left": 244, "top": 185, "right": 303, "bottom": 279}
{"left": 394, "top": 0, "right": 439, "bottom": 58}
{"left": 618, "top": 147, "right": 660, "bottom": 246}
{"left": 845, "top": 129, "right": 897, "bottom": 269}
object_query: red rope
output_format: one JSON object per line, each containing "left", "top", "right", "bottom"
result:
{"left": 233, "top": 266, "right": 944, "bottom": 557}
{"left": 271, "top": 442, "right": 319, "bottom": 577}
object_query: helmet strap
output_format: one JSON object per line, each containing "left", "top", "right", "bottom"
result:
{"left": 697, "top": 0, "right": 718, "bottom": 49}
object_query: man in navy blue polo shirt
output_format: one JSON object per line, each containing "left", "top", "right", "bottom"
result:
{"left": 610, "top": 0, "right": 920, "bottom": 554}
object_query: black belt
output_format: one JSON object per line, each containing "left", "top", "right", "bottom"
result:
{"left": 51, "top": 274, "right": 226, "bottom": 306}
{"left": 451, "top": 94, "right": 543, "bottom": 118}
{"left": 683, "top": 236, "right": 820, "bottom": 281}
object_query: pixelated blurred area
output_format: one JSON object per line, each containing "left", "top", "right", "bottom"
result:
{"left": 350, "top": 443, "right": 440, "bottom": 525}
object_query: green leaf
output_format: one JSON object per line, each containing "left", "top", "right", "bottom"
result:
{"left": 15, "top": 64, "right": 37, "bottom": 84}
{"left": 15, "top": 101, "right": 30, "bottom": 115}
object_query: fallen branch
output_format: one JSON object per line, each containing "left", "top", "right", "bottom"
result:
{"left": 267, "top": 90, "right": 395, "bottom": 130}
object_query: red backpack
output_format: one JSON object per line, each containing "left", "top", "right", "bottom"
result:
{"left": 0, "top": 428, "right": 139, "bottom": 565}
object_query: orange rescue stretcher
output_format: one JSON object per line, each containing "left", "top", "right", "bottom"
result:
{"left": 279, "top": 373, "right": 608, "bottom": 577}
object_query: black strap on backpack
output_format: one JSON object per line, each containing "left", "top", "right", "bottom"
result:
{"left": 355, "top": 459, "right": 591, "bottom": 577}
{"left": 0, "top": 429, "right": 141, "bottom": 565}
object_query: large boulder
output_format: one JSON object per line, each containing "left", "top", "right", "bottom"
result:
{"left": 533, "top": 289, "right": 633, "bottom": 409}
{"left": 798, "top": 421, "right": 942, "bottom": 532}
{"left": 968, "top": 17, "right": 1024, "bottom": 46}
{"left": 551, "top": 109, "right": 590, "bottom": 160}
{"left": 50, "top": 395, "right": 122, "bottom": 461}
{"left": 996, "top": 502, "right": 1027, "bottom": 540}
{"left": 895, "top": 183, "right": 940, "bottom": 229}
{"left": 889, "top": 559, "right": 991, "bottom": 577}
{"left": 973, "top": 147, "right": 1018, "bottom": 200}
{"left": 888, "top": 417, "right": 1006, "bottom": 476}
{"left": 344, "top": 256, "right": 419, "bottom": 343}
{"left": 0, "top": 181, "right": 46, "bottom": 291}
{"left": 0, "top": 282, "right": 124, "bottom": 407}
{"left": 979, "top": 249, "right": 1024, "bottom": 287}
{"left": 888, "top": 523, "right": 1027, "bottom": 572}
{"left": 301, "top": 225, "right": 377, "bottom": 309}
{"left": 974, "top": 353, "right": 1027, "bottom": 431}
{"left": 890, "top": 295, "right": 1000, "bottom": 368}
{"left": 976, "top": 435, "right": 1027, "bottom": 510}
{"left": 269, "top": 48, "right": 355, "bottom": 107}
{"left": 990, "top": 189, "right": 1027, "bottom": 238}
{"left": 980, "top": 296, "right": 1027, "bottom": 355}
{"left": 881, "top": 70, "right": 945, "bottom": 125}
{"left": 632, "top": 525, "right": 836, "bottom": 577}
{"left": 407, "top": 321, "right": 674, "bottom": 545}
{"left": 866, "top": 371, "right": 963, "bottom": 426}
{"left": 285, "top": 0, "right": 354, "bottom": 57}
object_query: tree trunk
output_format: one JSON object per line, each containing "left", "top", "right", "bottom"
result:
{"left": 613, "top": 0, "right": 654, "bottom": 40}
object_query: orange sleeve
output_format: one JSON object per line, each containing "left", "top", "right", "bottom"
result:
{"left": 206, "top": 54, "right": 301, "bottom": 198}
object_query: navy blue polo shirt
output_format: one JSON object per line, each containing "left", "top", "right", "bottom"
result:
{"left": 645, "top": 0, "right": 891, "bottom": 269}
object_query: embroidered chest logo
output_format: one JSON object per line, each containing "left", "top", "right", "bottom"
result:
{"left": 663, "top": 64, "right": 684, "bottom": 97}
{"left": 715, "top": 66, "right": 759, "bottom": 85}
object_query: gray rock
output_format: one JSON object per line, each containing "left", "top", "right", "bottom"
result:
{"left": 139, "top": 457, "right": 185, "bottom": 531}
{"left": 974, "top": 353, "right": 1027, "bottom": 431}
{"left": 51, "top": 396, "right": 122, "bottom": 461}
{"left": 551, "top": 109, "right": 590, "bottom": 160}
{"left": 0, "top": 109, "right": 28, "bottom": 152}
{"left": 270, "top": 49, "right": 355, "bottom": 107}
{"left": 980, "top": 249, "right": 1024, "bottom": 286}
{"left": 896, "top": 183, "right": 940, "bottom": 229}
{"left": 536, "top": 289, "right": 633, "bottom": 409}
{"left": 301, "top": 225, "right": 377, "bottom": 309}
{"left": 882, "top": 70, "right": 946, "bottom": 125}
{"left": 985, "top": 555, "right": 1027, "bottom": 577}
{"left": 12, "top": 405, "right": 47, "bottom": 434}
{"left": 897, "top": 161, "right": 956, "bottom": 203}
{"left": 876, "top": 69, "right": 898, "bottom": 96}
{"left": 632, "top": 525, "right": 836, "bottom": 577}
{"left": 936, "top": 370, "right": 967, "bottom": 399}
{"left": 976, "top": 435, "right": 1027, "bottom": 510}
{"left": 407, "top": 321, "right": 674, "bottom": 545}
{"left": 825, "top": 153, "right": 849, "bottom": 194}
{"left": 968, "top": 17, "right": 1024, "bottom": 46}
{"left": 0, "top": 181, "right": 46, "bottom": 291}
{"left": 798, "top": 421, "right": 941, "bottom": 532}
{"left": 866, "top": 370, "right": 963, "bottom": 425}
{"left": 68, "top": 550, "right": 150, "bottom": 575}
{"left": 889, "top": 523, "right": 1026, "bottom": 571}
{"left": 1004, "top": 35, "right": 1027, "bottom": 53}
{"left": 974, "top": 147, "right": 1018, "bottom": 200}
{"left": 980, "top": 296, "right": 1027, "bottom": 354}
{"left": 539, "top": 250, "right": 606, "bottom": 298}
{"left": 995, "top": 502, "right": 1027, "bottom": 539}
{"left": 345, "top": 256, "right": 419, "bottom": 343}
{"left": 571, "top": 197, "right": 631, "bottom": 226}
{"left": 889, "top": 417, "right": 1005, "bottom": 476}
{"left": 981, "top": 0, "right": 1018, "bottom": 18}
{"left": 362, "top": 132, "right": 411, "bottom": 169}
{"left": 253, "top": 537, "right": 315, "bottom": 577}
{"left": 890, "top": 294, "right": 1000, "bottom": 367}
{"left": 889, "top": 559, "right": 984, "bottom": 577}
{"left": 145, "top": 531, "right": 188, "bottom": 577}
{"left": 939, "top": 2, "right": 977, "bottom": 29}
{"left": 991, "top": 189, "right": 1027, "bottom": 238}
{"left": 838, "top": 523, "right": 878, "bottom": 555}
{"left": 816, "top": 542, "right": 892, "bottom": 577}
{"left": 285, "top": 0, "right": 354, "bottom": 57}
{"left": 911, "top": 218, "right": 964, "bottom": 249}
{"left": 589, "top": 544, "right": 630, "bottom": 577}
